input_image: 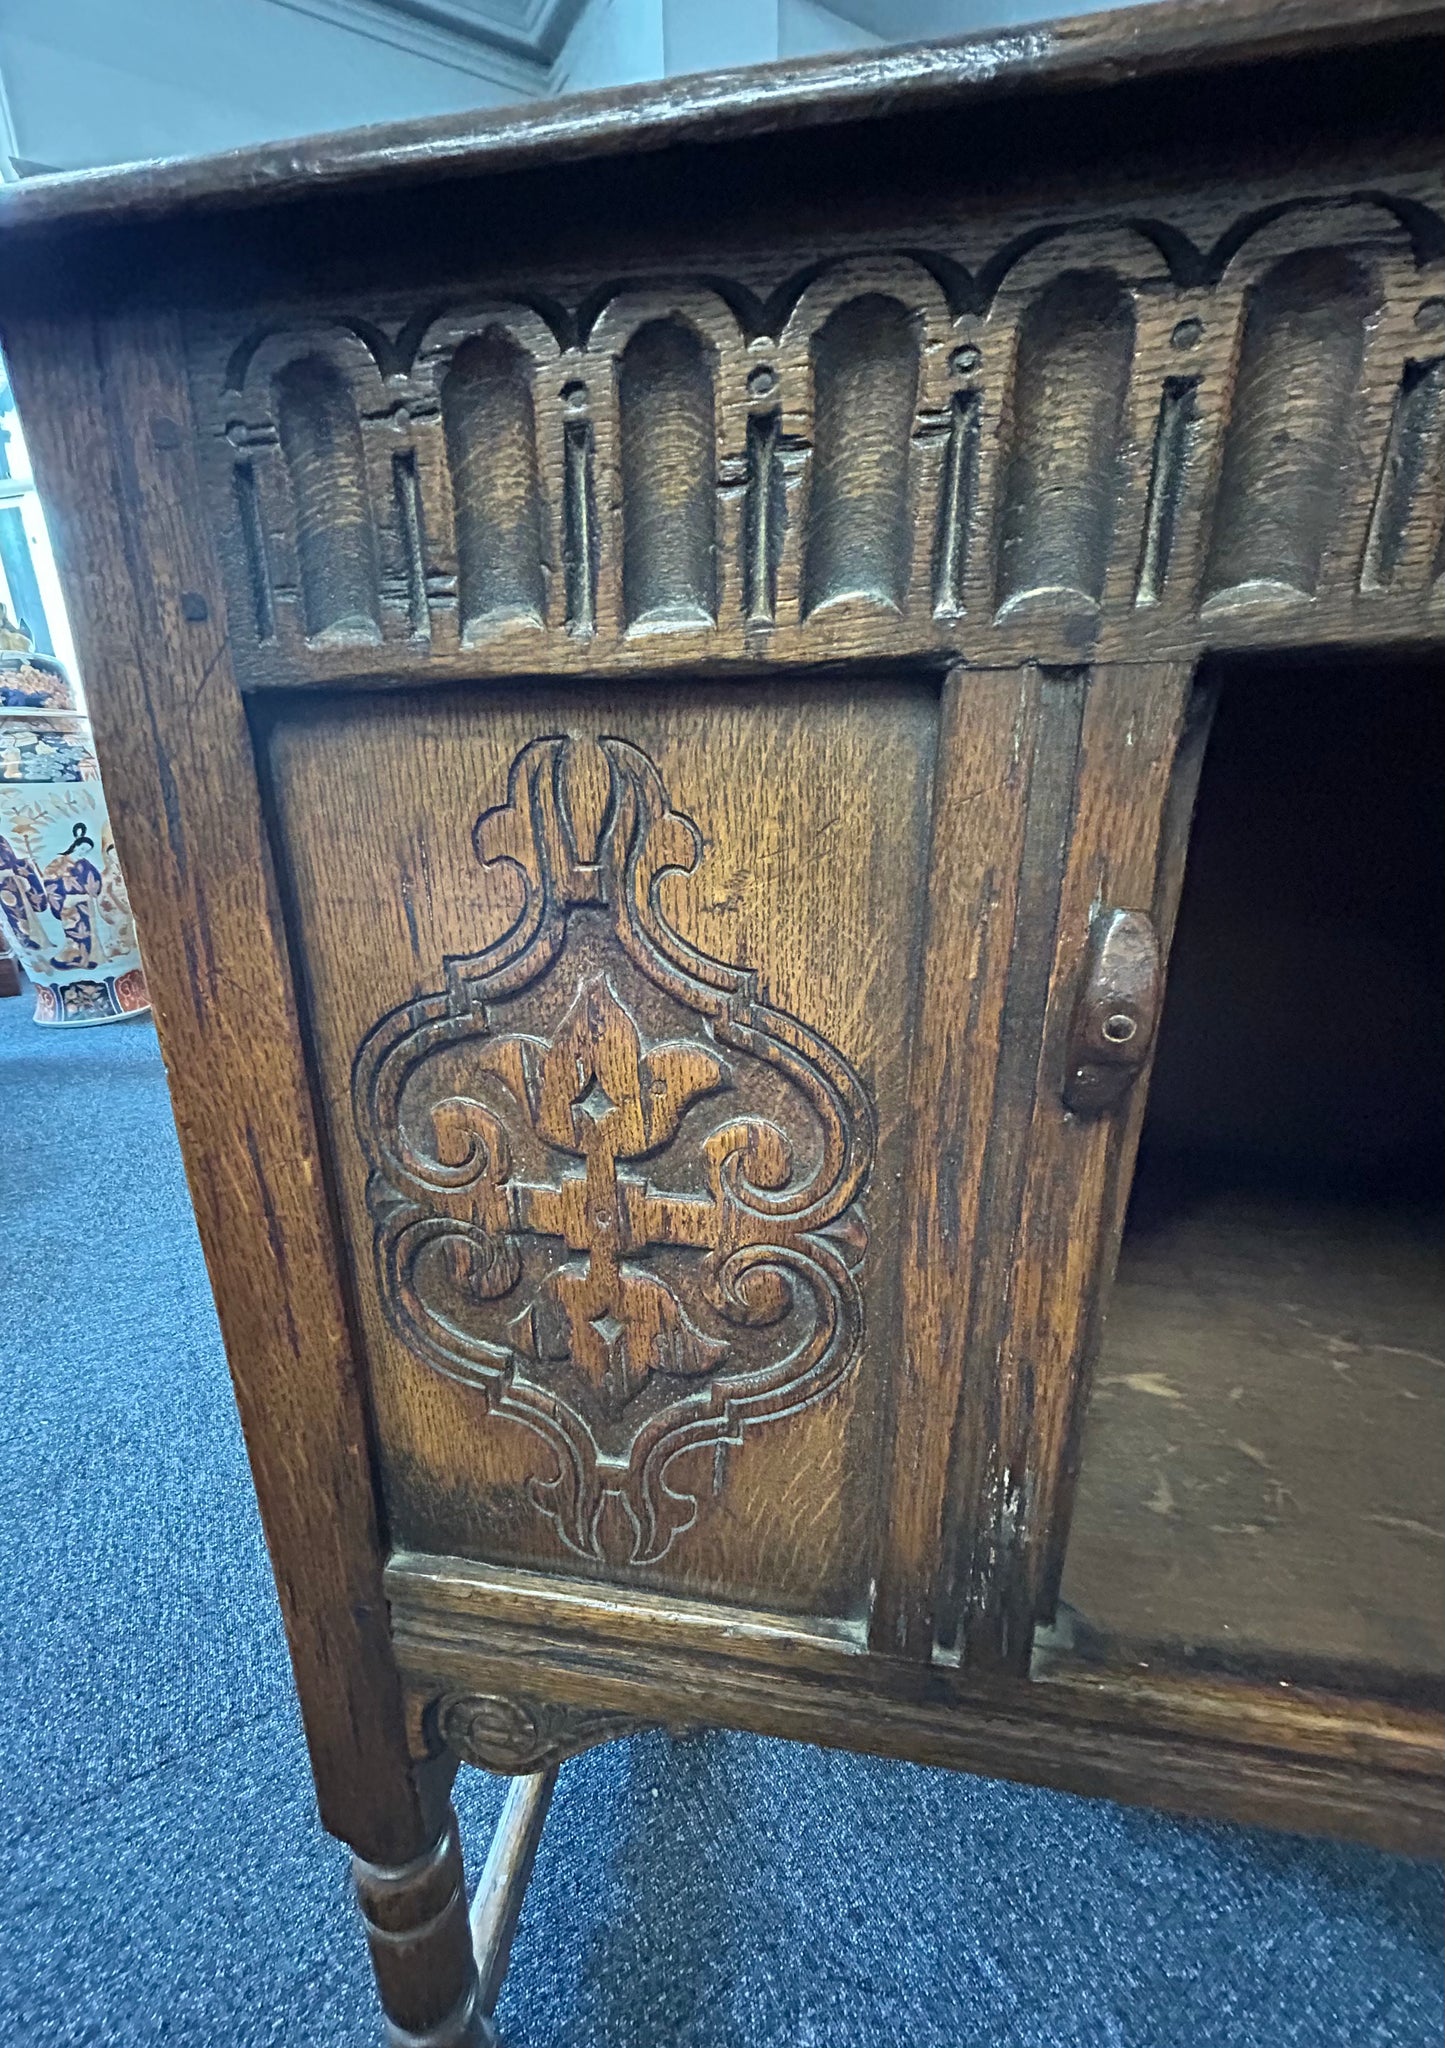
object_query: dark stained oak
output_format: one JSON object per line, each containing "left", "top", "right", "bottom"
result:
{"left": 0, "top": 0, "right": 1441, "bottom": 239}
{"left": 471, "top": 1767, "right": 559, "bottom": 2017}
{"left": 1, "top": 3, "right": 1442, "bottom": 2032}
{"left": 354, "top": 1809, "right": 496, "bottom": 2046}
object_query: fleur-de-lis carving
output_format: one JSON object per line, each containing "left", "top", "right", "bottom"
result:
{"left": 479, "top": 973, "right": 731, "bottom": 1410}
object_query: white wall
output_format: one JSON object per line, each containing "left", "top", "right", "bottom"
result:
{"left": 0, "top": 0, "right": 1125, "bottom": 177}
{"left": 662, "top": 0, "right": 779, "bottom": 76}
{"left": 551, "top": 0, "right": 665, "bottom": 95}
{"left": 0, "top": 0, "right": 532, "bottom": 175}
{"left": 553, "top": 0, "right": 878, "bottom": 93}
{"left": 779, "top": 0, "right": 881, "bottom": 58}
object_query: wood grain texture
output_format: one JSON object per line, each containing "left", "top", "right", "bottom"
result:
{"left": 387, "top": 1562, "right": 1445, "bottom": 1854}
{"left": 1059, "top": 1184, "right": 1445, "bottom": 1687}
{"left": 471, "top": 1768, "right": 558, "bottom": 2018}
{"left": 166, "top": 184, "right": 1445, "bottom": 694}
{"left": 939, "top": 662, "right": 1196, "bottom": 1674}
{"left": 995, "top": 272, "right": 1135, "bottom": 623}
{"left": 0, "top": 307, "right": 451, "bottom": 1867}
{"left": 1, "top": 1, "right": 1441, "bottom": 1915}
{"left": 354, "top": 1810, "right": 495, "bottom": 2046}
{"left": 872, "top": 666, "right": 1043, "bottom": 1661}
{"left": 619, "top": 319, "right": 717, "bottom": 627}
{"left": 1, "top": 0, "right": 1441, "bottom": 237}
{"left": 349, "top": 734, "right": 874, "bottom": 1570}
{"left": 443, "top": 330, "right": 548, "bottom": 635}
{"left": 262, "top": 678, "right": 934, "bottom": 1614}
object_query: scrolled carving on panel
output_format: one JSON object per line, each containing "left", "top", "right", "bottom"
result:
{"left": 353, "top": 735, "right": 874, "bottom": 1568}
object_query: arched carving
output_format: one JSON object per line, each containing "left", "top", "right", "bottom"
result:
{"left": 618, "top": 318, "right": 717, "bottom": 629}
{"left": 803, "top": 294, "right": 920, "bottom": 615}
{"left": 441, "top": 329, "right": 547, "bottom": 635}
{"left": 995, "top": 271, "right": 1135, "bottom": 622}
{"left": 194, "top": 190, "right": 1445, "bottom": 680}
{"left": 1203, "top": 250, "right": 1380, "bottom": 611}
{"left": 274, "top": 354, "right": 380, "bottom": 642}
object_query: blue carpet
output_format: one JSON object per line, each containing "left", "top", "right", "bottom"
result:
{"left": 1, "top": 991, "right": 1440, "bottom": 2047}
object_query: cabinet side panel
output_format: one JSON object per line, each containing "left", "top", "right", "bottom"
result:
{"left": 0, "top": 308, "right": 432, "bottom": 1859}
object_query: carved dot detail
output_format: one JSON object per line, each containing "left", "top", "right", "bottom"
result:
{"left": 1102, "top": 1012, "right": 1137, "bottom": 1044}
{"left": 747, "top": 365, "right": 778, "bottom": 397}
{"left": 1171, "top": 318, "right": 1205, "bottom": 350}
{"left": 560, "top": 380, "right": 589, "bottom": 411}
{"left": 950, "top": 344, "right": 981, "bottom": 375}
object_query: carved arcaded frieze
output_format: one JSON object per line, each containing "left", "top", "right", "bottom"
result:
{"left": 433, "top": 1690, "right": 645, "bottom": 1774}
{"left": 194, "top": 186, "right": 1445, "bottom": 684}
{"left": 353, "top": 734, "right": 872, "bottom": 1567}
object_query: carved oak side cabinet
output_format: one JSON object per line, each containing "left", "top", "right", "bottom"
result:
{"left": 2, "top": 1, "right": 1442, "bottom": 2035}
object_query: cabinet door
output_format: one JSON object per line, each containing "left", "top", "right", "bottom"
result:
{"left": 263, "top": 676, "right": 937, "bottom": 1616}
{"left": 917, "top": 661, "right": 1204, "bottom": 1674}
{"left": 6, "top": 286, "right": 1206, "bottom": 1795}
{"left": 259, "top": 653, "right": 1201, "bottom": 1674}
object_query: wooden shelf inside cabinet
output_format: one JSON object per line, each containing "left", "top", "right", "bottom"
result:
{"left": 1060, "top": 1177, "right": 1445, "bottom": 1692}
{"left": 1, "top": 5, "right": 1442, "bottom": 2035}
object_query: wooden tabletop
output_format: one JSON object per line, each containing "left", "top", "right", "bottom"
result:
{"left": 1, "top": 0, "right": 1443, "bottom": 237}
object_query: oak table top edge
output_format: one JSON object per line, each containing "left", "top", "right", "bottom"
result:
{"left": 1, "top": 0, "right": 1443, "bottom": 239}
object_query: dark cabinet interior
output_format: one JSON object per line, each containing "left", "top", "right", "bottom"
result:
{"left": 1057, "top": 659, "right": 1444, "bottom": 1703}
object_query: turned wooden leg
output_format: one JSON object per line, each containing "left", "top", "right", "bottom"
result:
{"left": 353, "top": 1807, "right": 496, "bottom": 2048}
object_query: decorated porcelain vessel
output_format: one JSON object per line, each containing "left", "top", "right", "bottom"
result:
{"left": 0, "top": 646, "right": 150, "bottom": 1026}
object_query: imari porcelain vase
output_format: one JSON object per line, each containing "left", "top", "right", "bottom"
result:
{"left": 0, "top": 643, "right": 150, "bottom": 1027}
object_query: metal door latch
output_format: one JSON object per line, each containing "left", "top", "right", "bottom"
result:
{"left": 1063, "top": 908, "right": 1161, "bottom": 1114}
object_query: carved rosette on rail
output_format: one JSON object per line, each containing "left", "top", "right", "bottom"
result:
{"left": 434, "top": 1691, "right": 646, "bottom": 1774}
{"left": 354, "top": 735, "right": 873, "bottom": 1566}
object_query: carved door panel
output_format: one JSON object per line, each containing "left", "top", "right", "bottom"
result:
{"left": 264, "top": 678, "right": 943, "bottom": 1616}
{"left": 263, "top": 658, "right": 1198, "bottom": 1656}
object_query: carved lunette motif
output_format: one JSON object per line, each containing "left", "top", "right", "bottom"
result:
{"left": 353, "top": 736, "right": 873, "bottom": 1568}
{"left": 202, "top": 188, "right": 1445, "bottom": 683}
